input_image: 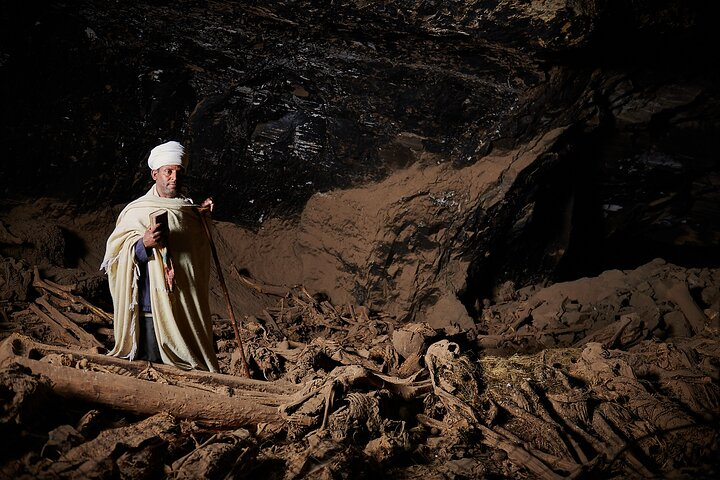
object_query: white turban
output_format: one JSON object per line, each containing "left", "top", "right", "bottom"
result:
{"left": 148, "top": 141, "right": 186, "bottom": 170}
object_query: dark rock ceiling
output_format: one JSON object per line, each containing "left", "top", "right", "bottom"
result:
{"left": 1, "top": 0, "right": 718, "bottom": 293}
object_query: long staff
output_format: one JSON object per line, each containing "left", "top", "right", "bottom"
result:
{"left": 198, "top": 208, "right": 251, "bottom": 378}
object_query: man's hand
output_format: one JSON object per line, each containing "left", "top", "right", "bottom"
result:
{"left": 143, "top": 222, "right": 166, "bottom": 248}
{"left": 199, "top": 197, "right": 214, "bottom": 214}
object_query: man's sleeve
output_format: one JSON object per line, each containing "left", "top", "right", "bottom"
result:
{"left": 134, "top": 239, "right": 153, "bottom": 263}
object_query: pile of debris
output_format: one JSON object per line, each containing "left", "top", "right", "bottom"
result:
{"left": 1, "top": 258, "right": 718, "bottom": 479}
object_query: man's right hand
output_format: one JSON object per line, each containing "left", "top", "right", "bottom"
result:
{"left": 143, "top": 222, "right": 166, "bottom": 248}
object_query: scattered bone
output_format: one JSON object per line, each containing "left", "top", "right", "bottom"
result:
{"left": 1, "top": 259, "right": 718, "bottom": 479}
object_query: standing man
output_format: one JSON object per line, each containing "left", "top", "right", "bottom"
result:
{"left": 101, "top": 141, "right": 219, "bottom": 372}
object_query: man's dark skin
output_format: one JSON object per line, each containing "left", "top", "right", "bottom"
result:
{"left": 142, "top": 164, "right": 213, "bottom": 248}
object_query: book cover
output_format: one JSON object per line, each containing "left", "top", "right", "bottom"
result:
{"left": 149, "top": 209, "right": 168, "bottom": 227}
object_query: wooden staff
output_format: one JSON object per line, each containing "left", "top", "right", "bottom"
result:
{"left": 198, "top": 207, "right": 251, "bottom": 378}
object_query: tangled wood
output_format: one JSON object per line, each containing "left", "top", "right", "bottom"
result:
{"left": 1, "top": 263, "right": 719, "bottom": 479}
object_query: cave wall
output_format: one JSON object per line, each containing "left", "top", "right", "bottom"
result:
{"left": 1, "top": 0, "right": 718, "bottom": 320}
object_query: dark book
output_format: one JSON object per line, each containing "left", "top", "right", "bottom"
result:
{"left": 149, "top": 209, "right": 168, "bottom": 228}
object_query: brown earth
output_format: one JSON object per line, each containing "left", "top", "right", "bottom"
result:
{"left": 0, "top": 194, "right": 719, "bottom": 479}
{"left": 1, "top": 1, "right": 719, "bottom": 478}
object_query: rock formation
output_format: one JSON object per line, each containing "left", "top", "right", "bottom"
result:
{"left": 0, "top": 1, "right": 719, "bottom": 478}
{"left": 1, "top": 0, "right": 718, "bottom": 321}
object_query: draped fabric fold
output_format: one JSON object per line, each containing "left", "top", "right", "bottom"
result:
{"left": 101, "top": 186, "right": 219, "bottom": 372}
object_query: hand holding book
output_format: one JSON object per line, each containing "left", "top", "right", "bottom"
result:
{"left": 147, "top": 209, "right": 174, "bottom": 291}
{"left": 144, "top": 209, "right": 168, "bottom": 248}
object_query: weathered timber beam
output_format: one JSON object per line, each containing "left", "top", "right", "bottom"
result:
{"left": 0, "top": 334, "right": 289, "bottom": 428}
{"left": 4, "top": 333, "right": 299, "bottom": 397}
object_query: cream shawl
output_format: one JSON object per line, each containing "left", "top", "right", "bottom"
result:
{"left": 101, "top": 186, "right": 219, "bottom": 372}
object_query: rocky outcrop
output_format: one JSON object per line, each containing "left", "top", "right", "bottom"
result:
{"left": 0, "top": 1, "right": 718, "bottom": 321}
{"left": 215, "top": 127, "right": 570, "bottom": 323}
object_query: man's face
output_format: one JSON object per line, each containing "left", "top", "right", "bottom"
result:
{"left": 152, "top": 165, "right": 184, "bottom": 198}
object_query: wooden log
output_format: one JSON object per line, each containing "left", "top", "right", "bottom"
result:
{"left": 3, "top": 334, "right": 300, "bottom": 398}
{"left": 0, "top": 334, "right": 287, "bottom": 428}
{"left": 28, "top": 303, "right": 83, "bottom": 346}
{"left": 32, "top": 268, "right": 113, "bottom": 322}
{"left": 35, "top": 295, "right": 104, "bottom": 349}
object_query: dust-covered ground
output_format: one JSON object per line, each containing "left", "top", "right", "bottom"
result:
{"left": 1, "top": 198, "right": 719, "bottom": 479}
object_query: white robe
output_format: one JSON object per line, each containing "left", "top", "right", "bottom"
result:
{"left": 101, "top": 186, "right": 219, "bottom": 372}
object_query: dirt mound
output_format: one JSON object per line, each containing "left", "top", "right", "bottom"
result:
{"left": 1, "top": 252, "right": 718, "bottom": 478}
{"left": 1, "top": 196, "right": 718, "bottom": 478}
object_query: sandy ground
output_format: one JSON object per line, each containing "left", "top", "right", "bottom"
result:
{"left": 0, "top": 189, "right": 718, "bottom": 479}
